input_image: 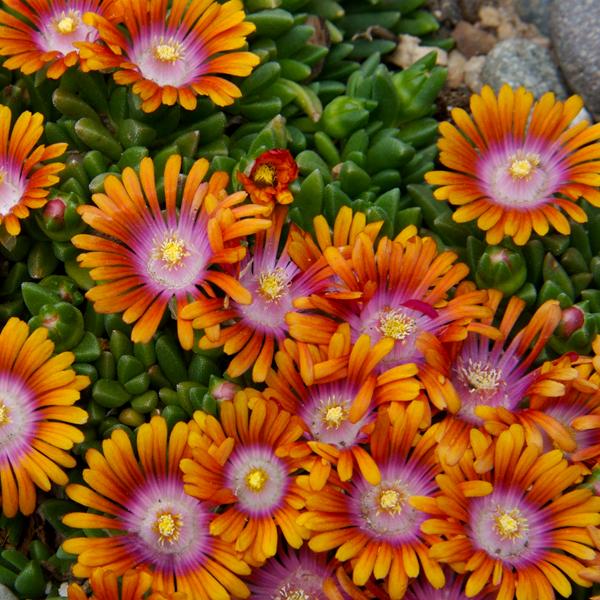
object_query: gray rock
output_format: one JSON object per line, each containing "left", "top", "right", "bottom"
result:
{"left": 0, "top": 584, "right": 18, "bottom": 600}
{"left": 458, "top": 0, "right": 484, "bottom": 22}
{"left": 515, "top": 0, "right": 552, "bottom": 36}
{"left": 551, "top": 0, "right": 600, "bottom": 118}
{"left": 481, "top": 38, "right": 568, "bottom": 98}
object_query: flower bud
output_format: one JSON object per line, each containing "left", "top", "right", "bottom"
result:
{"left": 475, "top": 245, "right": 527, "bottom": 295}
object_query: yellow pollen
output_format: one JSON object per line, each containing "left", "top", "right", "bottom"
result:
{"left": 379, "top": 489, "right": 403, "bottom": 513}
{"left": 154, "top": 512, "right": 182, "bottom": 545}
{"left": 0, "top": 401, "right": 10, "bottom": 426}
{"left": 154, "top": 235, "right": 189, "bottom": 270}
{"left": 154, "top": 43, "right": 182, "bottom": 63}
{"left": 246, "top": 468, "right": 268, "bottom": 492}
{"left": 258, "top": 268, "right": 288, "bottom": 302}
{"left": 324, "top": 405, "right": 346, "bottom": 429}
{"left": 280, "top": 591, "right": 311, "bottom": 600}
{"left": 494, "top": 508, "right": 527, "bottom": 540}
{"left": 56, "top": 16, "right": 77, "bottom": 34}
{"left": 461, "top": 359, "right": 501, "bottom": 392}
{"left": 254, "top": 163, "right": 276, "bottom": 186}
{"left": 378, "top": 308, "right": 417, "bottom": 341}
{"left": 508, "top": 154, "right": 540, "bottom": 180}
{"left": 0, "top": 170, "right": 5, "bottom": 184}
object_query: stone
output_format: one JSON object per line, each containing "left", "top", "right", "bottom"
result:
{"left": 515, "top": 0, "right": 552, "bottom": 36}
{"left": 551, "top": 0, "right": 600, "bottom": 118}
{"left": 479, "top": 6, "right": 501, "bottom": 28}
{"left": 388, "top": 34, "right": 448, "bottom": 69}
{"left": 0, "top": 585, "right": 18, "bottom": 600}
{"left": 464, "top": 56, "right": 486, "bottom": 92}
{"left": 452, "top": 21, "right": 497, "bottom": 58}
{"left": 447, "top": 50, "right": 467, "bottom": 88}
{"left": 481, "top": 38, "right": 568, "bottom": 98}
{"left": 458, "top": 0, "right": 484, "bottom": 22}
{"left": 426, "top": 0, "right": 462, "bottom": 25}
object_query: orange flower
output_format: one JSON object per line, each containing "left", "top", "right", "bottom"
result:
{"left": 0, "top": 106, "right": 66, "bottom": 236}
{"left": 73, "top": 156, "right": 271, "bottom": 347}
{"left": 0, "top": 318, "right": 88, "bottom": 517}
{"left": 79, "top": 0, "right": 259, "bottom": 111}
{"left": 0, "top": 0, "right": 119, "bottom": 78}
{"left": 180, "top": 389, "right": 309, "bottom": 565}
{"left": 298, "top": 402, "right": 445, "bottom": 599}
{"left": 237, "top": 149, "right": 299, "bottom": 212}
{"left": 421, "top": 425, "right": 600, "bottom": 600}
{"left": 426, "top": 85, "right": 600, "bottom": 244}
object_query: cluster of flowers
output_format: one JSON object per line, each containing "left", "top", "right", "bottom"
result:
{"left": 2, "top": 128, "right": 600, "bottom": 598}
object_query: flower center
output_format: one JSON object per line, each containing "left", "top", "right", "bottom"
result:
{"left": 154, "top": 41, "right": 183, "bottom": 63}
{"left": 279, "top": 590, "right": 311, "bottom": 600}
{"left": 153, "top": 511, "right": 182, "bottom": 545}
{"left": 258, "top": 267, "right": 289, "bottom": 302}
{"left": 493, "top": 507, "right": 527, "bottom": 540}
{"left": 56, "top": 16, "right": 77, "bottom": 34}
{"left": 508, "top": 154, "right": 540, "bottom": 180}
{"left": 0, "top": 400, "right": 10, "bottom": 427}
{"left": 323, "top": 403, "right": 348, "bottom": 429}
{"left": 378, "top": 488, "right": 403, "bottom": 514}
{"left": 246, "top": 468, "right": 269, "bottom": 492}
{"left": 459, "top": 359, "right": 502, "bottom": 392}
{"left": 154, "top": 234, "right": 189, "bottom": 270}
{"left": 378, "top": 308, "right": 417, "bottom": 341}
{"left": 254, "top": 163, "right": 276, "bottom": 187}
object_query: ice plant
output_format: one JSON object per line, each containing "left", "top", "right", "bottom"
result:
{"left": 0, "top": 106, "right": 66, "bottom": 236}
{"left": 404, "top": 571, "right": 494, "bottom": 600}
{"left": 78, "top": 0, "right": 260, "bottom": 111}
{"left": 67, "top": 567, "right": 187, "bottom": 599}
{"left": 421, "top": 425, "right": 600, "bottom": 600}
{"left": 0, "top": 317, "right": 88, "bottom": 517}
{"left": 180, "top": 207, "right": 333, "bottom": 382}
{"left": 287, "top": 230, "right": 490, "bottom": 411}
{"left": 435, "top": 293, "right": 571, "bottom": 467}
{"left": 426, "top": 84, "right": 600, "bottom": 245}
{"left": 266, "top": 324, "right": 420, "bottom": 488}
{"left": 247, "top": 547, "right": 349, "bottom": 599}
{"left": 0, "top": 0, "right": 119, "bottom": 78}
{"left": 237, "top": 149, "right": 299, "bottom": 212}
{"left": 298, "top": 402, "right": 445, "bottom": 599}
{"left": 72, "top": 155, "right": 271, "bottom": 347}
{"left": 62, "top": 416, "right": 250, "bottom": 598}
{"left": 180, "top": 390, "right": 309, "bottom": 565}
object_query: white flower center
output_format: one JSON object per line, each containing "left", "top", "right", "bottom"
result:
{"left": 153, "top": 234, "right": 189, "bottom": 270}
{"left": 153, "top": 41, "right": 183, "bottom": 63}
{"left": 378, "top": 308, "right": 417, "bottom": 341}
{"left": 508, "top": 154, "right": 540, "bottom": 180}
{"left": 258, "top": 268, "right": 289, "bottom": 302}
{"left": 459, "top": 359, "right": 502, "bottom": 392}
{"left": 494, "top": 507, "right": 528, "bottom": 540}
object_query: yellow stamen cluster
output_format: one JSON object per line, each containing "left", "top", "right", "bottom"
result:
{"left": 508, "top": 153, "right": 540, "bottom": 180}
{"left": 154, "top": 511, "right": 182, "bottom": 545}
{"left": 323, "top": 404, "right": 348, "bottom": 429}
{"left": 378, "top": 308, "right": 417, "bottom": 341}
{"left": 280, "top": 590, "right": 311, "bottom": 600}
{"left": 0, "top": 400, "right": 10, "bottom": 426}
{"left": 378, "top": 488, "right": 404, "bottom": 515}
{"left": 460, "top": 359, "right": 502, "bottom": 392}
{"left": 254, "top": 163, "right": 276, "bottom": 186}
{"left": 494, "top": 507, "right": 528, "bottom": 540}
{"left": 55, "top": 14, "right": 78, "bottom": 34}
{"left": 246, "top": 468, "right": 269, "bottom": 492}
{"left": 258, "top": 268, "right": 289, "bottom": 302}
{"left": 154, "top": 42, "right": 183, "bottom": 63}
{"left": 154, "top": 234, "right": 189, "bottom": 270}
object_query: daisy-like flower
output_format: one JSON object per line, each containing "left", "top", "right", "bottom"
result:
{"left": 237, "top": 149, "right": 299, "bottom": 213}
{"left": 0, "top": 0, "right": 119, "bottom": 79}
{"left": 247, "top": 546, "right": 352, "bottom": 599}
{"left": 0, "top": 317, "right": 88, "bottom": 517}
{"left": 72, "top": 155, "right": 271, "bottom": 347}
{"left": 298, "top": 402, "right": 445, "bottom": 599}
{"left": 62, "top": 416, "right": 251, "bottom": 598}
{"left": 421, "top": 425, "right": 600, "bottom": 600}
{"left": 67, "top": 567, "right": 187, "bottom": 599}
{"left": 0, "top": 106, "right": 66, "bottom": 236}
{"left": 287, "top": 230, "right": 490, "bottom": 411}
{"left": 405, "top": 571, "right": 496, "bottom": 600}
{"left": 435, "top": 293, "right": 572, "bottom": 467}
{"left": 180, "top": 207, "right": 333, "bottom": 383}
{"left": 78, "top": 0, "right": 260, "bottom": 111}
{"left": 425, "top": 85, "right": 600, "bottom": 245}
{"left": 180, "top": 389, "right": 309, "bottom": 565}
{"left": 266, "top": 324, "right": 420, "bottom": 488}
